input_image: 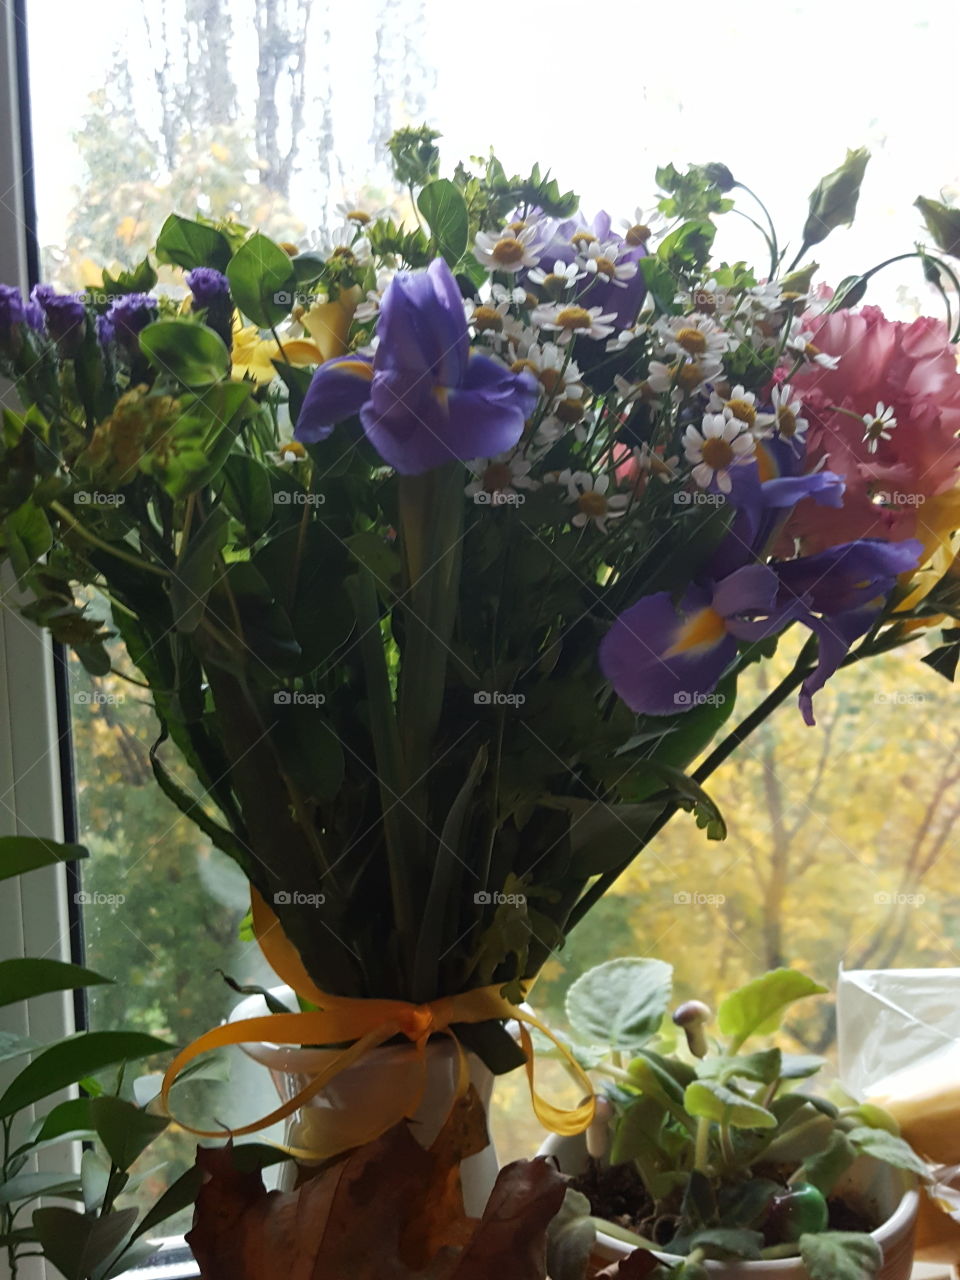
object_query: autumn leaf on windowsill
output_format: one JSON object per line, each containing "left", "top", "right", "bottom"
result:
{"left": 185, "top": 1087, "right": 569, "bottom": 1279}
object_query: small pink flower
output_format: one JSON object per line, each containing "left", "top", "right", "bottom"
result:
{"left": 780, "top": 306, "right": 960, "bottom": 557}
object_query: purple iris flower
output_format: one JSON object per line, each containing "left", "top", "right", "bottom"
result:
{"left": 296, "top": 258, "right": 539, "bottom": 475}
{"left": 186, "top": 268, "right": 230, "bottom": 308}
{"left": 31, "top": 284, "right": 86, "bottom": 351}
{"left": 600, "top": 537, "right": 922, "bottom": 725}
{"left": 103, "top": 293, "right": 158, "bottom": 353}
{"left": 530, "top": 210, "right": 648, "bottom": 329}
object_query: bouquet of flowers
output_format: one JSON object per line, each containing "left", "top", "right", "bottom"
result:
{"left": 2, "top": 128, "right": 959, "bottom": 1128}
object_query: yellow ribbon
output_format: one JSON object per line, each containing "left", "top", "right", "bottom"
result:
{"left": 160, "top": 891, "right": 595, "bottom": 1157}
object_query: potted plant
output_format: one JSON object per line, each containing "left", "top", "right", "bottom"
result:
{"left": 2, "top": 130, "right": 960, "bottom": 1193}
{"left": 539, "top": 959, "right": 924, "bottom": 1278}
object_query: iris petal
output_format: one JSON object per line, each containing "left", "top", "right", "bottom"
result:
{"left": 296, "top": 355, "right": 374, "bottom": 443}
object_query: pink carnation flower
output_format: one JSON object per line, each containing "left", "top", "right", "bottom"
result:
{"left": 781, "top": 306, "right": 960, "bottom": 560}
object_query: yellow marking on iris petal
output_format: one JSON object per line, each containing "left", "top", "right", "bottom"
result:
{"left": 755, "top": 443, "right": 777, "bottom": 483}
{"left": 433, "top": 385, "right": 450, "bottom": 412}
{"left": 334, "top": 358, "right": 375, "bottom": 380}
{"left": 664, "top": 606, "right": 727, "bottom": 657}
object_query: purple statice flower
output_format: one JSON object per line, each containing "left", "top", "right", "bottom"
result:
{"left": 96, "top": 314, "right": 115, "bottom": 347}
{"left": 24, "top": 299, "right": 44, "bottom": 332}
{"left": 0, "top": 283, "right": 27, "bottom": 339}
{"left": 186, "top": 267, "right": 230, "bottom": 309}
{"left": 104, "top": 293, "right": 158, "bottom": 352}
{"left": 296, "top": 258, "right": 538, "bottom": 475}
{"left": 31, "top": 284, "right": 87, "bottom": 349}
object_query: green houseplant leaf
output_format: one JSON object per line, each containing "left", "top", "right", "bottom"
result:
{"left": 418, "top": 179, "right": 469, "bottom": 266}
{"left": 566, "top": 958, "right": 672, "bottom": 1049}
{"left": 0, "top": 958, "right": 111, "bottom": 1009}
{"left": 0, "top": 836, "right": 87, "bottom": 882}
{"left": 155, "top": 214, "right": 232, "bottom": 272}
{"left": 798, "top": 1231, "right": 882, "bottom": 1280}
{"left": 717, "top": 969, "right": 827, "bottom": 1051}
{"left": 139, "top": 319, "right": 230, "bottom": 386}
{"left": 0, "top": 1032, "right": 171, "bottom": 1118}
{"left": 683, "top": 1080, "right": 777, "bottom": 1130}
{"left": 32, "top": 1206, "right": 138, "bottom": 1280}
{"left": 89, "top": 1096, "right": 169, "bottom": 1172}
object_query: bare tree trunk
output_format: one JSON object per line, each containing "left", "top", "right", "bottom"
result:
{"left": 255, "top": 0, "right": 312, "bottom": 196}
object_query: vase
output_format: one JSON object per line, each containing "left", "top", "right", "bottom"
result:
{"left": 229, "top": 987, "right": 500, "bottom": 1217}
{"left": 539, "top": 1132, "right": 919, "bottom": 1279}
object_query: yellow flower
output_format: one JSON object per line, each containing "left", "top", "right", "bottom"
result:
{"left": 895, "top": 489, "right": 960, "bottom": 614}
{"left": 300, "top": 286, "right": 361, "bottom": 363}
{"left": 231, "top": 321, "right": 326, "bottom": 386}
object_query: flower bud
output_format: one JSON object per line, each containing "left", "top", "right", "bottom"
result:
{"left": 915, "top": 196, "right": 960, "bottom": 260}
{"left": 673, "top": 999, "right": 712, "bottom": 1058}
{"left": 801, "top": 147, "right": 870, "bottom": 252}
{"left": 704, "top": 163, "right": 735, "bottom": 193}
{"left": 779, "top": 262, "right": 819, "bottom": 297}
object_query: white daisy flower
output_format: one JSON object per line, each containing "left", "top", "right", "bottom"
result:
{"left": 580, "top": 241, "right": 638, "bottom": 288}
{"left": 530, "top": 414, "right": 566, "bottom": 452}
{"left": 747, "top": 282, "right": 784, "bottom": 312}
{"left": 619, "top": 207, "right": 666, "bottom": 247}
{"left": 558, "top": 469, "right": 630, "bottom": 533}
{"left": 767, "top": 383, "right": 809, "bottom": 445}
{"left": 465, "top": 453, "right": 539, "bottom": 503}
{"left": 491, "top": 283, "right": 529, "bottom": 307}
{"left": 334, "top": 201, "right": 387, "bottom": 227}
{"left": 474, "top": 225, "right": 542, "bottom": 273}
{"left": 267, "top": 440, "right": 309, "bottom": 467}
{"left": 683, "top": 414, "right": 756, "bottom": 493}
{"left": 631, "top": 443, "right": 679, "bottom": 486}
{"left": 532, "top": 302, "right": 618, "bottom": 343}
{"left": 511, "top": 341, "right": 582, "bottom": 401}
{"left": 527, "top": 260, "right": 584, "bottom": 294}
{"left": 606, "top": 325, "right": 647, "bottom": 353}
{"left": 646, "top": 356, "right": 724, "bottom": 397}
{"left": 684, "top": 278, "right": 738, "bottom": 317}
{"left": 706, "top": 384, "right": 776, "bottom": 437}
{"left": 466, "top": 297, "right": 512, "bottom": 337}
{"left": 657, "top": 314, "right": 734, "bottom": 362}
{"left": 322, "top": 225, "right": 372, "bottom": 266}
{"left": 785, "top": 326, "right": 841, "bottom": 369}
{"left": 862, "top": 402, "right": 898, "bottom": 454}
{"left": 612, "top": 374, "right": 647, "bottom": 404}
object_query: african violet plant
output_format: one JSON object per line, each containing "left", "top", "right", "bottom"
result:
{"left": 555, "top": 959, "right": 928, "bottom": 1278}
{"left": 2, "top": 127, "right": 960, "bottom": 1106}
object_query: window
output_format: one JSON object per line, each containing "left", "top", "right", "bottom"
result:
{"left": 4, "top": 2, "right": 960, "bottom": 1266}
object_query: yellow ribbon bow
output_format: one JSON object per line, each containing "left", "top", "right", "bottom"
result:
{"left": 160, "top": 891, "right": 596, "bottom": 1157}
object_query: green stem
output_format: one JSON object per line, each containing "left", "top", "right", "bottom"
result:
{"left": 50, "top": 501, "right": 169, "bottom": 577}
{"left": 694, "top": 1116, "right": 711, "bottom": 1173}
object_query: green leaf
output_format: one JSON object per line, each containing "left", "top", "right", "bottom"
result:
{"left": 24, "top": 1097, "right": 95, "bottom": 1150}
{"left": 220, "top": 453, "right": 274, "bottom": 538}
{"left": 845, "top": 1125, "right": 929, "bottom": 1178}
{"left": 545, "top": 1189, "right": 596, "bottom": 1280}
{"left": 916, "top": 196, "right": 960, "bottom": 259}
{"left": 565, "top": 958, "right": 672, "bottom": 1049}
{"left": 273, "top": 361, "right": 315, "bottom": 424}
{"left": 780, "top": 1053, "right": 827, "bottom": 1080}
{"left": 800, "top": 148, "right": 871, "bottom": 252}
{"left": 0, "top": 836, "right": 86, "bottom": 882}
{"left": 89, "top": 1096, "right": 169, "bottom": 1171}
{"left": 227, "top": 233, "right": 297, "bottom": 328}
{"left": 802, "top": 1131, "right": 857, "bottom": 1197}
{"left": 0, "top": 1032, "right": 41, "bottom": 1064}
{"left": 139, "top": 319, "right": 230, "bottom": 386}
{"left": 155, "top": 214, "right": 232, "bottom": 272}
{"left": 33, "top": 1206, "right": 138, "bottom": 1280}
{"left": 0, "top": 1032, "right": 171, "bottom": 1118}
{"left": 799, "top": 1231, "right": 882, "bottom": 1280}
{"left": 683, "top": 1080, "right": 777, "bottom": 1130}
{"left": 717, "top": 969, "right": 826, "bottom": 1051}
{"left": 81, "top": 1148, "right": 111, "bottom": 1214}
{"left": 169, "top": 506, "right": 231, "bottom": 634}
{"left": 0, "top": 958, "right": 111, "bottom": 1009}
{"left": 698, "top": 1048, "right": 782, "bottom": 1086}
{"left": 270, "top": 701, "right": 345, "bottom": 805}
{"left": 0, "top": 1170, "right": 83, "bottom": 1205}
{"left": 418, "top": 179, "right": 470, "bottom": 266}
{"left": 540, "top": 797, "right": 665, "bottom": 876}
{"left": 3, "top": 500, "right": 52, "bottom": 581}
{"left": 346, "top": 529, "right": 402, "bottom": 588}
{"left": 688, "top": 1227, "right": 763, "bottom": 1260}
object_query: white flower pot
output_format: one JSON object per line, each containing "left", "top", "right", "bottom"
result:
{"left": 539, "top": 1131, "right": 919, "bottom": 1278}
{"left": 229, "top": 987, "right": 500, "bottom": 1217}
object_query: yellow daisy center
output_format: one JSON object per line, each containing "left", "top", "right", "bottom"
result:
{"left": 511, "top": 358, "right": 538, "bottom": 377}
{"left": 578, "top": 491, "right": 608, "bottom": 518}
{"left": 556, "top": 398, "right": 585, "bottom": 424}
{"left": 473, "top": 305, "right": 503, "bottom": 333}
{"left": 555, "top": 306, "right": 593, "bottom": 331}
{"left": 347, "top": 210, "right": 371, "bottom": 225}
{"left": 725, "top": 398, "right": 756, "bottom": 427}
{"left": 280, "top": 441, "right": 307, "bottom": 460}
{"left": 701, "top": 437, "right": 735, "bottom": 470}
{"left": 483, "top": 462, "right": 513, "bottom": 492}
{"left": 279, "top": 241, "right": 299, "bottom": 256}
{"left": 777, "top": 406, "right": 798, "bottom": 438}
{"left": 594, "top": 256, "right": 618, "bottom": 279}
{"left": 625, "top": 224, "right": 651, "bottom": 246}
{"left": 491, "top": 237, "right": 526, "bottom": 266}
{"left": 675, "top": 362, "right": 705, "bottom": 392}
{"left": 538, "top": 367, "right": 566, "bottom": 397}
{"left": 506, "top": 219, "right": 528, "bottom": 234}
{"left": 570, "top": 231, "right": 597, "bottom": 248}
{"left": 675, "top": 327, "right": 709, "bottom": 355}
